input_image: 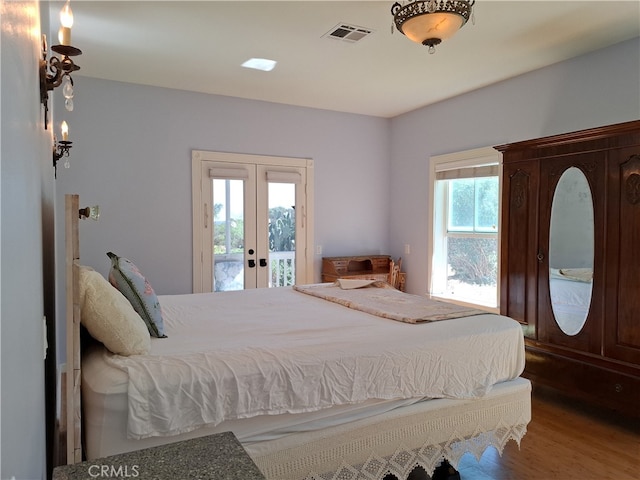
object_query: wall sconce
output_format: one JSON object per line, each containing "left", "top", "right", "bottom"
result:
{"left": 79, "top": 205, "right": 100, "bottom": 220}
{"left": 53, "top": 121, "right": 72, "bottom": 178}
{"left": 40, "top": 1, "right": 82, "bottom": 128}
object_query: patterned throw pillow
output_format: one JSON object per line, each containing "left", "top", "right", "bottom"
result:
{"left": 107, "top": 252, "right": 167, "bottom": 338}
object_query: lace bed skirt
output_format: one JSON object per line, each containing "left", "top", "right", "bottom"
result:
{"left": 247, "top": 378, "right": 531, "bottom": 480}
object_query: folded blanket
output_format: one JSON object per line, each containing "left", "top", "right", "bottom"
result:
{"left": 550, "top": 267, "right": 593, "bottom": 283}
{"left": 559, "top": 268, "right": 593, "bottom": 283}
{"left": 293, "top": 282, "right": 487, "bottom": 324}
{"left": 336, "top": 279, "right": 393, "bottom": 290}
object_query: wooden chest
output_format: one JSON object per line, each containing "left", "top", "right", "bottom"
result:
{"left": 321, "top": 255, "right": 391, "bottom": 283}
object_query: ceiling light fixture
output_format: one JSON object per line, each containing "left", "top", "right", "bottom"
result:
{"left": 241, "top": 58, "right": 277, "bottom": 72}
{"left": 391, "top": 0, "right": 475, "bottom": 54}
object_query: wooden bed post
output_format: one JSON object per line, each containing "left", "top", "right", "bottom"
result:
{"left": 65, "top": 194, "right": 82, "bottom": 463}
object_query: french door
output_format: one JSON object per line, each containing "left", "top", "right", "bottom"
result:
{"left": 192, "top": 151, "right": 314, "bottom": 293}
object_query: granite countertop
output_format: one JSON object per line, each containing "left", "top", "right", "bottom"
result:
{"left": 53, "top": 431, "right": 266, "bottom": 479}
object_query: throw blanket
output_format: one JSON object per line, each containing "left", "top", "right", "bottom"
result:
{"left": 550, "top": 267, "right": 593, "bottom": 283}
{"left": 293, "top": 281, "right": 487, "bottom": 324}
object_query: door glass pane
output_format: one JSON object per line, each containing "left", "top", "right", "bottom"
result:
{"left": 212, "top": 179, "right": 245, "bottom": 291}
{"left": 268, "top": 182, "right": 295, "bottom": 287}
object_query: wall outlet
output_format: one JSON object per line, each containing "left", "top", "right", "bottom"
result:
{"left": 404, "top": 244, "right": 411, "bottom": 255}
{"left": 316, "top": 245, "right": 322, "bottom": 255}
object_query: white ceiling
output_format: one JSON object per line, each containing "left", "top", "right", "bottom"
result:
{"left": 58, "top": 1, "right": 640, "bottom": 118}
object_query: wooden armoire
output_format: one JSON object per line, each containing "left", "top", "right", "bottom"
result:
{"left": 496, "top": 120, "right": 640, "bottom": 416}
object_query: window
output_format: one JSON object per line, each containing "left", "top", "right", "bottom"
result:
{"left": 428, "top": 147, "right": 502, "bottom": 310}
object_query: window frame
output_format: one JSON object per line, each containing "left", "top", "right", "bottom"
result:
{"left": 427, "top": 147, "right": 503, "bottom": 312}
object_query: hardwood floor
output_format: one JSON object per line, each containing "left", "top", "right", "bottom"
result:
{"left": 387, "top": 384, "right": 639, "bottom": 480}
{"left": 456, "top": 384, "right": 640, "bottom": 480}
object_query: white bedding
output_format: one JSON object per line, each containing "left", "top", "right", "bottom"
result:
{"left": 549, "top": 272, "right": 593, "bottom": 335}
{"left": 96, "top": 286, "right": 525, "bottom": 441}
{"left": 82, "top": 347, "right": 428, "bottom": 460}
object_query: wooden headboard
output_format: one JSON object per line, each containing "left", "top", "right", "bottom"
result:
{"left": 65, "top": 194, "right": 82, "bottom": 463}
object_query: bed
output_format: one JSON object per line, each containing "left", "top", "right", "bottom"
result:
{"left": 65, "top": 194, "right": 531, "bottom": 480}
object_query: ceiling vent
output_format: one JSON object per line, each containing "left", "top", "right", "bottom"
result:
{"left": 323, "top": 24, "right": 373, "bottom": 43}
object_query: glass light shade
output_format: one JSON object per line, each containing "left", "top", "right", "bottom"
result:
{"left": 401, "top": 12, "right": 464, "bottom": 44}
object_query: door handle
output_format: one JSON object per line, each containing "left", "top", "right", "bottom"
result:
{"left": 259, "top": 258, "right": 267, "bottom": 267}
{"left": 248, "top": 259, "right": 256, "bottom": 268}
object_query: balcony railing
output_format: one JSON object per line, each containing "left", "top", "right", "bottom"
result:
{"left": 214, "top": 251, "right": 295, "bottom": 291}
{"left": 269, "top": 251, "right": 295, "bottom": 287}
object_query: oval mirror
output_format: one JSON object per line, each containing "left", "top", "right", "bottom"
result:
{"left": 548, "top": 167, "right": 594, "bottom": 336}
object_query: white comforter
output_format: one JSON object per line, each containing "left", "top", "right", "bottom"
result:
{"left": 102, "top": 286, "right": 525, "bottom": 439}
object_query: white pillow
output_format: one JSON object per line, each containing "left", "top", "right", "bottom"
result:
{"left": 79, "top": 267, "right": 151, "bottom": 355}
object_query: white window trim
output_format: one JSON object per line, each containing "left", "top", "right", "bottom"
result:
{"left": 427, "top": 146, "right": 503, "bottom": 313}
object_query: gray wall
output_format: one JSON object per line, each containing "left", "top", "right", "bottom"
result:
{"left": 389, "top": 38, "right": 640, "bottom": 295}
{"left": 1, "top": 1, "right": 54, "bottom": 478}
{"left": 54, "top": 80, "right": 391, "bottom": 362}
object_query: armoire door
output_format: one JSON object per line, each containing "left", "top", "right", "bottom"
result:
{"left": 604, "top": 147, "right": 640, "bottom": 365}
{"left": 500, "top": 160, "right": 540, "bottom": 339}
{"left": 536, "top": 152, "right": 605, "bottom": 355}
